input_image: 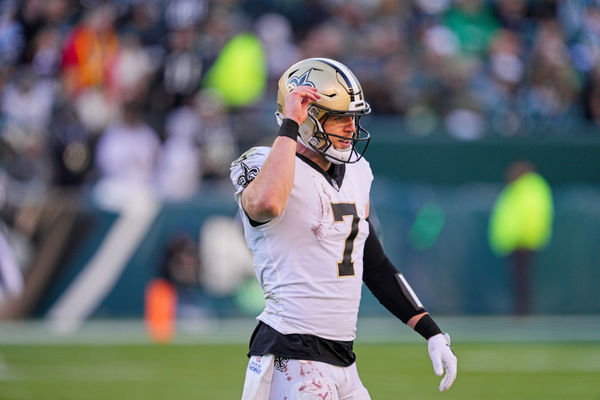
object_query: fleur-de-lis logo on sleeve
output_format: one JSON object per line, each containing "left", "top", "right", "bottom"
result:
{"left": 237, "top": 161, "right": 259, "bottom": 188}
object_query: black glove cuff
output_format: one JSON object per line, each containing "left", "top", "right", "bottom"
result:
{"left": 278, "top": 118, "right": 299, "bottom": 140}
{"left": 414, "top": 314, "right": 442, "bottom": 340}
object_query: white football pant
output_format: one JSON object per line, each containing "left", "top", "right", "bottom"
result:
{"left": 242, "top": 354, "right": 371, "bottom": 400}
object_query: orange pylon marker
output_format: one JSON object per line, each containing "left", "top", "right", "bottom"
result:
{"left": 145, "top": 278, "right": 177, "bottom": 344}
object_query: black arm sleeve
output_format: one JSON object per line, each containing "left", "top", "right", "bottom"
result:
{"left": 363, "top": 219, "right": 442, "bottom": 339}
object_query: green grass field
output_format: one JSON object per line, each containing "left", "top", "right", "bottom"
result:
{"left": 1, "top": 342, "right": 599, "bottom": 400}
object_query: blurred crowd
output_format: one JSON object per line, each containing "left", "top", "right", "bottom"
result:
{"left": 1, "top": 0, "right": 600, "bottom": 198}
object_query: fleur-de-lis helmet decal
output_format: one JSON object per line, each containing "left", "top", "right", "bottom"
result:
{"left": 287, "top": 69, "right": 316, "bottom": 90}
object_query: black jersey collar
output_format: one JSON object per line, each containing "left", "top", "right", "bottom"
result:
{"left": 296, "top": 153, "right": 345, "bottom": 191}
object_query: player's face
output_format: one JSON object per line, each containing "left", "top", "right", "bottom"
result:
{"left": 323, "top": 115, "right": 355, "bottom": 150}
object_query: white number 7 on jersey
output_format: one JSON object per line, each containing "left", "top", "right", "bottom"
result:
{"left": 331, "top": 203, "right": 359, "bottom": 277}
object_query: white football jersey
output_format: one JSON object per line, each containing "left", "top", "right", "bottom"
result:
{"left": 230, "top": 147, "right": 373, "bottom": 341}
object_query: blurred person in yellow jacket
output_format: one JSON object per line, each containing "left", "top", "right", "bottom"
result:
{"left": 489, "top": 160, "right": 554, "bottom": 315}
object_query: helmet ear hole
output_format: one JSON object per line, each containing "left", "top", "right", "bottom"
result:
{"left": 308, "top": 137, "right": 320, "bottom": 148}
{"left": 308, "top": 105, "right": 320, "bottom": 119}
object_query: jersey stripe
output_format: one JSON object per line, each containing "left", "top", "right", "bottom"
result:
{"left": 396, "top": 273, "right": 424, "bottom": 310}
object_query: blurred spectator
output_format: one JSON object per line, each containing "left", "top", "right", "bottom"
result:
{"left": 48, "top": 100, "right": 93, "bottom": 186}
{"left": 18, "top": 0, "right": 73, "bottom": 67}
{"left": 0, "top": 1, "right": 26, "bottom": 66}
{"left": 58, "top": 4, "right": 122, "bottom": 137}
{"left": 492, "top": 0, "right": 532, "bottom": 34}
{"left": 299, "top": 22, "right": 345, "bottom": 60}
{"left": 111, "top": 34, "right": 153, "bottom": 102}
{"left": 163, "top": 232, "right": 202, "bottom": 288}
{"left": 30, "top": 25, "right": 63, "bottom": 78}
{"left": 524, "top": 19, "right": 582, "bottom": 124}
{"left": 73, "top": 85, "right": 119, "bottom": 135}
{"left": 165, "top": 0, "right": 208, "bottom": 31}
{"left": 94, "top": 100, "right": 160, "bottom": 200}
{"left": 203, "top": 31, "right": 267, "bottom": 108}
{"left": 15, "top": 0, "right": 46, "bottom": 53}
{"left": 444, "top": 0, "right": 500, "bottom": 57}
{"left": 559, "top": 3, "right": 600, "bottom": 74}
{"left": 60, "top": 4, "right": 119, "bottom": 98}
{"left": 488, "top": 160, "right": 554, "bottom": 315}
{"left": 160, "top": 231, "right": 213, "bottom": 320}
{"left": 41, "top": 0, "right": 72, "bottom": 29}
{"left": 478, "top": 28, "right": 526, "bottom": 136}
{"left": 156, "top": 99, "right": 203, "bottom": 200}
{"left": 119, "top": 0, "right": 165, "bottom": 50}
{"left": 162, "top": 26, "right": 203, "bottom": 99}
{"left": 194, "top": 89, "right": 237, "bottom": 180}
{"left": 2, "top": 67, "right": 56, "bottom": 133}
{"left": 255, "top": 13, "right": 300, "bottom": 80}
{"left": 240, "top": 0, "right": 331, "bottom": 38}
{"left": 1, "top": 67, "right": 56, "bottom": 187}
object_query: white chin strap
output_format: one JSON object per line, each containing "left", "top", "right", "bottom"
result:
{"left": 324, "top": 147, "right": 353, "bottom": 164}
{"left": 297, "top": 137, "right": 352, "bottom": 164}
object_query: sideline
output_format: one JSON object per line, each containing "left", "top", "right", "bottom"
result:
{"left": 0, "top": 316, "right": 598, "bottom": 345}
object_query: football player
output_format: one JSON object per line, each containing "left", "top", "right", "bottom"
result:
{"left": 230, "top": 58, "right": 457, "bottom": 399}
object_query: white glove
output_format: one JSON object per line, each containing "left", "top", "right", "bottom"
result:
{"left": 427, "top": 333, "right": 457, "bottom": 392}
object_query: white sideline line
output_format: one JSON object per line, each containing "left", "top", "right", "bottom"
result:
{"left": 47, "top": 197, "right": 160, "bottom": 334}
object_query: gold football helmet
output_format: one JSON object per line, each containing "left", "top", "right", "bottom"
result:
{"left": 275, "top": 58, "right": 371, "bottom": 164}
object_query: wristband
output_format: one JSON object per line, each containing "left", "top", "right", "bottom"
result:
{"left": 278, "top": 118, "right": 299, "bottom": 140}
{"left": 414, "top": 314, "right": 442, "bottom": 340}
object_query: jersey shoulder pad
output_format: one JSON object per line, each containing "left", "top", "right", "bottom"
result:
{"left": 230, "top": 146, "right": 270, "bottom": 195}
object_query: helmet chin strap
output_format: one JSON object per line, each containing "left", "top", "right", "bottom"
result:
{"left": 325, "top": 155, "right": 345, "bottom": 165}
{"left": 325, "top": 150, "right": 352, "bottom": 165}
{"left": 324, "top": 140, "right": 354, "bottom": 163}
{"left": 298, "top": 138, "right": 351, "bottom": 166}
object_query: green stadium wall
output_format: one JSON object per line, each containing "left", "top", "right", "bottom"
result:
{"left": 36, "top": 133, "right": 600, "bottom": 318}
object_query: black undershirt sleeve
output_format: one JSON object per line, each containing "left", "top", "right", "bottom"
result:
{"left": 362, "top": 219, "right": 442, "bottom": 339}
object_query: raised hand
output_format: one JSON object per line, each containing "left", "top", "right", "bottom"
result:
{"left": 283, "top": 86, "right": 321, "bottom": 126}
